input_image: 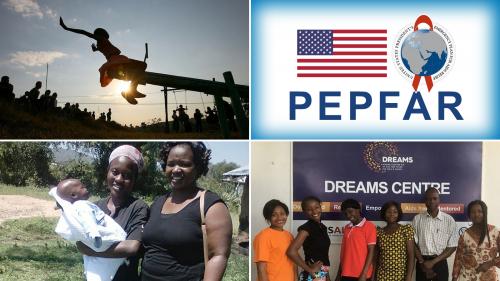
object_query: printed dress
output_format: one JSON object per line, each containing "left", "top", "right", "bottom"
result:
{"left": 452, "top": 225, "right": 500, "bottom": 281}
{"left": 376, "top": 224, "right": 414, "bottom": 281}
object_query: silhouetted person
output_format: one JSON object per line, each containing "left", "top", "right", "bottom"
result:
{"left": 40, "top": 90, "right": 51, "bottom": 111}
{"left": 171, "top": 110, "right": 179, "bottom": 133}
{"left": 194, "top": 108, "right": 203, "bottom": 132}
{"left": 28, "top": 81, "right": 42, "bottom": 111}
{"left": 99, "top": 112, "right": 106, "bottom": 121}
{"left": 59, "top": 17, "right": 147, "bottom": 105}
{"left": 28, "top": 81, "right": 42, "bottom": 100}
{"left": 92, "top": 111, "right": 96, "bottom": 120}
{"left": 106, "top": 108, "right": 112, "bottom": 122}
{"left": 63, "top": 102, "right": 71, "bottom": 116}
{"left": 176, "top": 105, "right": 191, "bottom": 132}
{"left": 49, "top": 93, "right": 58, "bottom": 110}
{"left": 222, "top": 100, "right": 237, "bottom": 131}
{"left": 83, "top": 108, "right": 89, "bottom": 119}
{"left": 184, "top": 116, "right": 192, "bottom": 132}
{"left": 0, "top": 76, "right": 15, "bottom": 102}
{"left": 205, "top": 106, "right": 217, "bottom": 124}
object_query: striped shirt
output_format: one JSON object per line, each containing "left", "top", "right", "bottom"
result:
{"left": 412, "top": 210, "right": 459, "bottom": 256}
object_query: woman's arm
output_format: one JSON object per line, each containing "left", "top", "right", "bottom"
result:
{"left": 405, "top": 238, "right": 415, "bottom": 281}
{"left": 203, "top": 202, "right": 233, "bottom": 281}
{"left": 358, "top": 244, "right": 375, "bottom": 281}
{"left": 286, "top": 230, "right": 322, "bottom": 275}
{"left": 372, "top": 244, "right": 379, "bottom": 281}
{"left": 451, "top": 235, "right": 465, "bottom": 281}
{"left": 59, "top": 17, "right": 95, "bottom": 39}
{"left": 76, "top": 239, "right": 141, "bottom": 258}
{"left": 256, "top": 262, "right": 269, "bottom": 281}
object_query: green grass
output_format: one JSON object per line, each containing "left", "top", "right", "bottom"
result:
{"left": 224, "top": 250, "right": 249, "bottom": 281}
{"left": 0, "top": 184, "right": 53, "bottom": 201}
{"left": 0, "top": 217, "right": 248, "bottom": 281}
{"left": 0, "top": 217, "right": 84, "bottom": 281}
{"left": 0, "top": 187, "right": 249, "bottom": 280}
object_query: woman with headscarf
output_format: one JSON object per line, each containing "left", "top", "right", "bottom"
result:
{"left": 141, "top": 142, "right": 233, "bottom": 281}
{"left": 76, "top": 144, "right": 150, "bottom": 281}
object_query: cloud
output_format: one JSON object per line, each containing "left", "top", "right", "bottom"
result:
{"left": 9, "top": 51, "right": 68, "bottom": 67}
{"left": 3, "top": 0, "right": 43, "bottom": 18}
{"left": 44, "top": 7, "right": 57, "bottom": 19}
{"left": 26, "top": 71, "right": 44, "bottom": 78}
{"left": 115, "top": 29, "right": 131, "bottom": 36}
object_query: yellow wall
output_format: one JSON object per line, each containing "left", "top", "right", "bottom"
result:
{"left": 251, "top": 141, "right": 500, "bottom": 280}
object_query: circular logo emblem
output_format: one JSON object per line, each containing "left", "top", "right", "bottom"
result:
{"left": 363, "top": 142, "right": 398, "bottom": 173}
{"left": 393, "top": 15, "right": 455, "bottom": 92}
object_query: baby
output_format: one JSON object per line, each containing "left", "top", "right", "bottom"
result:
{"left": 56, "top": 178, "right": 104, "bottom": 248}
{"left": 50, "top": 178, "right": 126, "bottom": 281}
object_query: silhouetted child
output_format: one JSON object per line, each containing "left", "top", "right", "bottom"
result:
{"left": 194, "top": 108, "right": 203, "bottom": 132}
{"left": 205, "top": 106, "right": 217, "bottom": 124}
{"left": 106, "top": 108, "right": 112, "bottom": 122}
{"left": 172, "top": 110, "right": 179, "bottom": 132}
{"left": 59, "top": 17, "right": 147, "bottom": 105}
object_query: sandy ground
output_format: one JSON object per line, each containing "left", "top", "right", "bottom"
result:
{"left": 0, "top": 195, "right": 60, "bottom": 224}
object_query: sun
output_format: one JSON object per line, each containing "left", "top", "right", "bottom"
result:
{"left": 116, "top": 81, "right": 131, "bottom": 94}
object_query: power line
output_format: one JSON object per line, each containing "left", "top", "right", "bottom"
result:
{"left": 57, "top": 101, "right": 214, "bottom": 106}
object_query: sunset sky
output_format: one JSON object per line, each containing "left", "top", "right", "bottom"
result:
{"left": 0, "top": 0, "right": 248, "bottom": 125}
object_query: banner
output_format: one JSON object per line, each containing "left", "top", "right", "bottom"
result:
{"left": 251, "top": 0, "right": 500, "bottom": 139}
{"left": 292, "top": 142, "right": 482, "bottom": 242}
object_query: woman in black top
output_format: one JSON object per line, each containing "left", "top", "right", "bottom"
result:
{"left": 287, "top": 196, "right": 331, "bottom": 281}
{"left": 141, "top": 142, "right": 232, "bottom": 281}
{"left": 76, "top": 145, "right": 150, "bottom": 281}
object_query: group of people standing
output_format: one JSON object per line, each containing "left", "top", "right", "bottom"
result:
{"left": 254, "top": 188, "right": 500, "bottom": 281}
{"left": 170, "top": 101, "right": 237, "bottom": 134}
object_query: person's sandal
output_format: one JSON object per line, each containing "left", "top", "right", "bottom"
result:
{"left": 121, "top": 91, "right": 138, "bottom": 104}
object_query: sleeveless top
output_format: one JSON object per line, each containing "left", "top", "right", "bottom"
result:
{"left": 141, "top": 190, "right": 224, "bottom": 281}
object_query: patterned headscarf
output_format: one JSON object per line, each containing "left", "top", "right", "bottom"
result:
{"left": 109, "top": 145, "right": 144, "bottom": 172}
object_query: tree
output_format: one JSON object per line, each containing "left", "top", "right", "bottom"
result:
{"left": 198, "top": 161, "right": 240, "bottom": 212}
{"left": 0, "top": 142, "right": 54, "bottom": 186}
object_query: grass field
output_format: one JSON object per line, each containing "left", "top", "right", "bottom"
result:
{"left": 0, "top": 217, "right": 249, "bottom": 281}
{"left": 0, "top": 185, "right": 249, "bottom": 281}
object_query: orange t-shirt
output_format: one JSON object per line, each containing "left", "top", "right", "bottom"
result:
{"left": 340, "top": 218, "right": 377, "bottom": 278}
{"left": 254, "top": 227, "right": 295, "bottom": 281}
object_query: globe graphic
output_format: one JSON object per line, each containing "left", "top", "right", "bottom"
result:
{"left": 401, "top": 29, "right": 448, "bottom": 76}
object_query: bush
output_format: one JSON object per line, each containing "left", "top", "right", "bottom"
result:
{"left": 0, "top": 143, "right": 54, "bottom": 187}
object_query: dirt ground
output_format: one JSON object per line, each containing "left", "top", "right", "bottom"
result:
{"left": 0, "top": 195, "right": 60, "bottom": 224}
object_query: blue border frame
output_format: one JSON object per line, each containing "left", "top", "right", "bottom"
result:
{"left": 251, "top": 0, "right": 499, "bottom": 139}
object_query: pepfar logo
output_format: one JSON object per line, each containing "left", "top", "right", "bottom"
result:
{"left": 394, "top": 15, "right": 455, "bottom": 92}
{"left": 290, "top": 14, "right": 463, "bottom": 122}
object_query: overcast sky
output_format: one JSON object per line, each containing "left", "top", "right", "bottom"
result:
{"left": 0, "top": 0, "right": 248, "bottom": 125}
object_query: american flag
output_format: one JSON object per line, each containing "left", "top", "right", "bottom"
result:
{"left": 297, "top": 29, "right": 387, "bottom": 77}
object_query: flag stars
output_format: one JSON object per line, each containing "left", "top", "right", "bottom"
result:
{"left": 297, "top": 29, "right": 333, "bottom": 55}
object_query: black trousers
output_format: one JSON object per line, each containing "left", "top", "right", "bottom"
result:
{"left": 415, "top": 255, "right": 448, "bottom": 281}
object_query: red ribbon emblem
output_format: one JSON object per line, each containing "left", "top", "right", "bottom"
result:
{"left": 412, "top": 15, "right": 434, "bottom": 92}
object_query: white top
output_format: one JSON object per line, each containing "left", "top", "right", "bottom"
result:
{"left": 412, "top": 210, "right": 459, "bottom": 256}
